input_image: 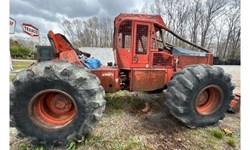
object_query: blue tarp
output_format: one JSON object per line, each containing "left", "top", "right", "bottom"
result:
{"left": 80, "top": 55, "right": 102, "bottom": 69}
{"left": 172, "top": 47, "right": 207, "bottom": 57}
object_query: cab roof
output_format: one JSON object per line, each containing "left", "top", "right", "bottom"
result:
{"left": 114, "top": 13, "right": 167, "bottom": 30}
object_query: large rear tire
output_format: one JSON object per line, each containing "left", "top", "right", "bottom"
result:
{"left": 10, "top": 61, "right": 106, "bottom": 147}
{"left": 165, "top": 64, "right": 235, "bottom": 128}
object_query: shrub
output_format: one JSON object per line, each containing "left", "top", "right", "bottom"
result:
{"left": 10, "top": 46, "right": 30, "bottom": 59}
{"left": 226, "top": 137, "right": 236, "bottom": 147}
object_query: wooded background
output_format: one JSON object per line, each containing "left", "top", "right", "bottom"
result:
{"left": 11, "top": 0, "right": 240, "bottom": 61}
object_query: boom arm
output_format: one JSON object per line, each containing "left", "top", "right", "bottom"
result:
{"left": 47, "top": 30, "right": 90, "bottom": 65}
{"left": 164, "top": 28, "right": 210, "bottom": 53}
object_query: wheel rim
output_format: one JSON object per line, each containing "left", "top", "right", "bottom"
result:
{"left": 29, "top": 89, "right": 77, "bottom": 130}
{"left": 195, "top": 85, "right": 223, "bottom": 115}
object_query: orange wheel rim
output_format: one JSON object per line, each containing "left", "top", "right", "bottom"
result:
{"left": 195, "top": 85, "right": 223, "bottom": 115}
{"left": 29, "top": 89, "right": 77, "bottom": 130}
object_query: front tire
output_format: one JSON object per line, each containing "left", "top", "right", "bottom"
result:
{"left": 165, "top": 64, "right": 235, "bottom": 128}
{"left": 10, "top": 61, "right": 106, "bottom": 147}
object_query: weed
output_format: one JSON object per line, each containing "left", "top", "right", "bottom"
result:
{"left": 207, "top": 127, "right": 224, "bottom": 139}
{"left": 105, "top": 93, "right": 128, "bottom": 110}
{"left": 108, "top": 143, "right": 123, "bottom": 150}
{"left": 189, "top": 129, "right": 201, "bottom": 136}
{"left": 205, "top": 137, "right": 218, "bottom": 146}
{"left": 106, "top": 138, "right": 145, "bottom": 150}
{"left": 106, "top": 109, "right": 124, "bottom": 116}
{"left": 18, "top": 143, "right": 28, "bottom": 150}
{"left": 212, "top": 130, "right": 224, "bottom": 139}
{"left": 105, "top": 91, "right": 145, "bottom": 114}
{"left": 83, "top": 134, "right": 104, "bottom": 146}
{"left": 129, "top": 98, "right": 145, "bottom": 110}
{"left": 67, "top": 141, "right": 76, "bottom": 150}
{"left": 31, "top": 145, "right": 45, "bottom": 150}
{"left": 105, "top": 94, "right": 122, "bottom": 110}
{"left": 10, "top": 74, "right": 15, "bottom": 82}
{"left": 226, "top": 137, "right": 236, "bottom": 147}
{"left": 124, "top": 139, "right": 145, "bottom": 150}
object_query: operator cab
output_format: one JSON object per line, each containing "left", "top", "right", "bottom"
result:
{"left": 114, "top": 14, "right": 174, "bottom": 69}
{"left": 114, "top": 13, "right": 212, "bottom": 69}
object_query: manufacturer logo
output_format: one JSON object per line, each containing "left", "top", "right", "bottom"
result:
{"left": 101, "top": 72, "right": 114, "bottom": 77}
{"left": 22, "top": 23, "right": 39, "bottom": 37}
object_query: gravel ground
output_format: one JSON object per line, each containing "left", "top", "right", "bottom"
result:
{"left": 215, "top": 65, "right": 240, "bottom": 93}
{"left": 10, "top": 65, "right": 240, "bottom": 150}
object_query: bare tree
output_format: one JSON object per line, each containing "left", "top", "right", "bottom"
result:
{"left": 189, "top": 0, "right": 202, "bottom": 44}
{"left": 146, "top": 0, "right": 240, "bottom": 61}
{"left": 212, "top": 19, "right": 226, "bottom": 57}
{"left": 199, "top": 0, "right": 228, "bottom": 47}
{"left": 222, "top": 8, "right": 240, "bottom": 59}
{"left": 60, "top": 19, "right": 76, "bottom": 42}
{"left": 59, "top": 16, "right": 114, "bottom": 48}
{"left": 226, "top": 8, "right": 240, "bottom": 59}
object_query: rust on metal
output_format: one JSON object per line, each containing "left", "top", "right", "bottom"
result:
{"left": 195, "top": 85, "right": 223, "bottom": 115}
{"left": 229, "top": 93, "right": 240, "bottom": 113}
{"left": 91, "top": 66, "right": 120, "bottom": 93}
{"left": 48, "top": 31, "right": 83, "bottom": 65}
{"left": 115, "top": 13, "right": 167, "bottom": 30}
{"left": 131, "top": 69, "right": 166, "bottom": 91}
{"left": 177, "top": 55, "right": 213, "bottom": 67}
{"left": 29, "top": 89, "right": 77, "bottom": 130}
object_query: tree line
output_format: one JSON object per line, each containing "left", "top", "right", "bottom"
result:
{"left": 60, "top": 17, "right": 113, "bottom": 48}
{"left": 60, "top": 0, "right": 240, "bottom": 60}
{"left": 143, "top": 0, "right": 240, "bottom": 60}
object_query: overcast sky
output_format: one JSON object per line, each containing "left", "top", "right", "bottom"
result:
{"left": 10, "top": 0, "right": 152, "bottom": 37}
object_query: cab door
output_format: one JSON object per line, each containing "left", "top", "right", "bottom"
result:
{"left": 132, "top": 22, "right": 151, "bottom": 64}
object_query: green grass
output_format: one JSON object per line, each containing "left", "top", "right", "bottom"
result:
{"left": 34, "top": 146, "right": 45, "bottom": 150}
{"left": 106, "top": 109, "right": 124, "bottom": 116}
{"left": 10, "top": 60, "right": 35, "bottom": 81}
{"left": 10, "top": 74, "right": 15, "bottom": 82}
{"left": 108, "top": 143, "right": 123, "bottom": 150}
{"left": 204, "top": 138, "right": 219, "bottom": 147}
{"left": 12, "top": 60, "right": 34, "bottom": 70}
{"left": 105, "top": 93, "right": 127, "bottom": 110}
{"left": 189, "top": 129, "right": 202, "bottom": 136}
{"left": 83, "top": 135, "right": 104, "bottom": 146}
{"left": 106, "top": 138, "right": 145, "bottom": 150}
{"left": 207, "top": 127, "right": 224, "bottom": 139}
{"left": 205, "top": 126, "right": 238, "bottom": 148}
{"left": 18, "top": 143, "right": 28, "bottom": 150}
{"left": 82, "top": 134, "right": 145, "bottom": 150}
{"left": 105, "top": 92, "right": 145, "bottom": 114}
{"left": 67, "top": 141, "right": 76, "bottom": 150}
{"left": 226, "top": 137, "right": 237, "bottom": 147}
{"left": 212, "top": 129, "right": 224, "bottom": 139}
{"left": 124, "top": 139, "right": 145, "bottom": 150}
{"left": 188, "top": 127, "right": 224, "bottom": 149}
